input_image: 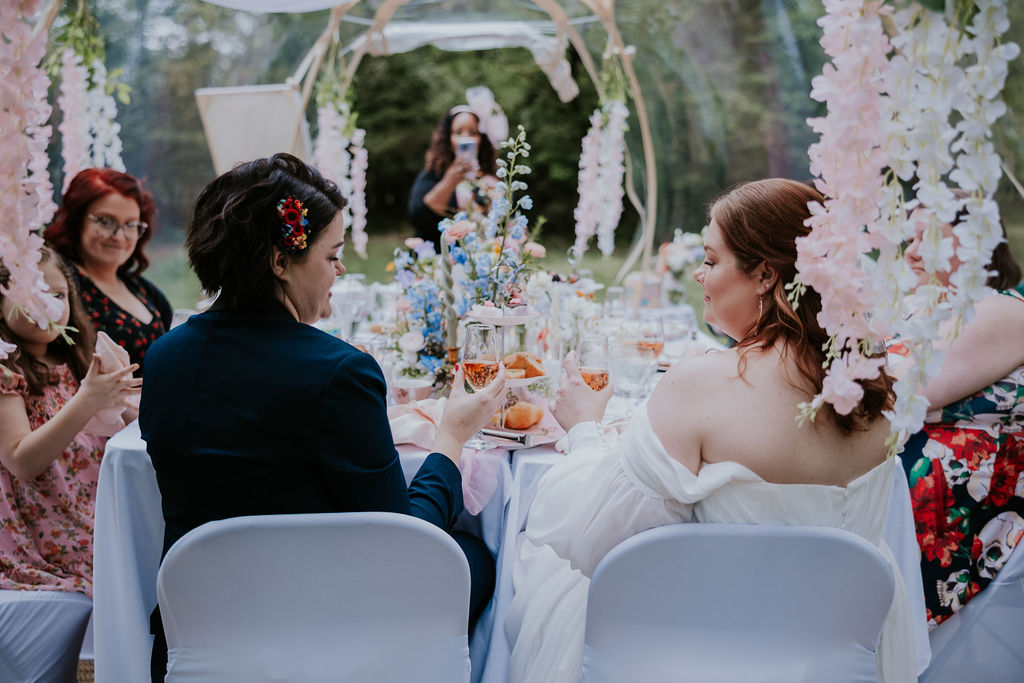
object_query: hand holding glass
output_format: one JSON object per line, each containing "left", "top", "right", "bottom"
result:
{"left": 577, "top": 334, "right": 610, "bottom": 392}
{"left": 462, "top": 323, "right": 500, "bottom": 449}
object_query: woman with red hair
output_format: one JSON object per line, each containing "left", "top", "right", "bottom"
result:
{"left": 45, "top": 168, "right": 172, "bottom": 370}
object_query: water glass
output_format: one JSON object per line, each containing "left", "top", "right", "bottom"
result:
{"left": 661, "top": 306, "right": 699, "bottom": 364}
{"left": 604, "top": 285, "right": 627, "bottom": 321}
{"left": 607, "top": 334, "right": 656, "bottom": 421}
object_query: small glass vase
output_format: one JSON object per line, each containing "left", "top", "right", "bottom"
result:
{"left": 662, "top": 272, "right": 689, "bottom": 308}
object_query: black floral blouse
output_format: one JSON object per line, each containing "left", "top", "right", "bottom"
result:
{"left": 74, "top": 270, "right": 173, "bottom": 371}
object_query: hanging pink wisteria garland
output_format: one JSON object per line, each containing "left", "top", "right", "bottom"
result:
{"left": 0, "top": 0, "right": 61, "bottom": 360}
{"left": 574, "top": 99, "right": 628, "bottom": 257}
{"left": 798, "top": 0, "right": 1019, "bottom": 450}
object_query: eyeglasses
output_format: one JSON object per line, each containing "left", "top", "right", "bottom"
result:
{"left": 87, "top": 214, "right": 148, "bottom": 238}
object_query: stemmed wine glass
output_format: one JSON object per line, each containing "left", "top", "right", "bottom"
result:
{"left": 577, "top": 334, "right": 610, "bottom": 392}
{"left": 462, "top": 323, "right": 499, "bottom": 450}
{"left": 636, "top": 310, "right": 666, "bottom": 364}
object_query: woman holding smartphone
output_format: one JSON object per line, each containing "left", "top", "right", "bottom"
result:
{"left": 407, "top": 89, "right": 504, "bottom": 241}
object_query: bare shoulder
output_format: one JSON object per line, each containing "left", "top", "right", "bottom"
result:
{"left": 646, "top": 350, "right": 740, "bottom": 472}
{"left": 946, "top": 291, "right": 1024, "bottom": 363}
{"left": 656, "top": 348, "right": 739, "bottom": 391}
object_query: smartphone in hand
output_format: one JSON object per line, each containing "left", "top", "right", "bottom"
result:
{"left": 456, "top": 137, "right": 478, "bottom": 160}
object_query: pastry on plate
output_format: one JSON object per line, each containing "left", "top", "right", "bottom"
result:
{"left": 502, "top": 401, "right": 544, "bottom": 430}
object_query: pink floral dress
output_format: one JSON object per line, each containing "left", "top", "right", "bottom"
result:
{"left": 0, "top": 365, "right": 107, "bottom": 597}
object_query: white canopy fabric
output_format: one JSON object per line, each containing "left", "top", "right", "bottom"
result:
{"left": 195, "top": 84, "right": 313, "bottom": 175}
{"left": 202, "top": 0, "right": 341, "bottom": 11}
{"left": 348, "top": 21, "right": 579, "bottom": 102}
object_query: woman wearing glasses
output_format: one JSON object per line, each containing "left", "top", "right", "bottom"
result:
{"left": 45, "top": 169, "right": 172, "bottom": 370}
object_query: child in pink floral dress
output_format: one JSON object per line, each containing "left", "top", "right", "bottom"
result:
{"left": 0, "top": 248, "right": 140, "bottom": 599}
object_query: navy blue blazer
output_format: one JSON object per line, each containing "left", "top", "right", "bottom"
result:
{"left": 139, "top": 302, "right": 464, "bottom": 558}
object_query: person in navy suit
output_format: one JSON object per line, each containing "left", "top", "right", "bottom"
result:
{"left": 140, "top": 154, "right": 505, "bottom": 681}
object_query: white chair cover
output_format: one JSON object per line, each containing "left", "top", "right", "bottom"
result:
{"left": 93, "top": 426, "right": 510, "bottom": 683}
{"left": 921, "top": 539, "right": 1024, "bottom": 682}
{"left": 579, "top": 524, "right": 896, "bottom": 683}
{"left": 157, "top": 512, "right": 472, "bottom": 682}
{"left": 0, "top": 589, "right": 92, "bottom": 683}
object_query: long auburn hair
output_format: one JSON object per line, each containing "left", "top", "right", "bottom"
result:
{"left": 711, "top": 178, "right": 893, "bottom": 434}
{"left": 424, "top": 110, "right": 497, "bottom": 178}
{"left": 0, "top": 247, "right": 95, "bottom": 395}
{"left": 44, "top": 168, "right": 157, "bottom": 277}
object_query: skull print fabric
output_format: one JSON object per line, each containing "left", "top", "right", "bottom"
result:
{"left": 888, "top": 303, "right": 1024, "bottom": 629}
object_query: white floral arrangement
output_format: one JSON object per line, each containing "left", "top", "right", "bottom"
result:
{"left": 656, "top": 228, "right": 704, "bottom": 280}
{"left": 52, "top": 2, "right": 129, "bottom": 190}
{"left": 796, "top": 0, "right": 1018, "bottom": 451}
{"left": 0, "top": 0, "right": 62, "bottom": 361}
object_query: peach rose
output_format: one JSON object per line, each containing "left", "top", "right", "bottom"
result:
{"left": 523, "top": 241, "right": 547, "bottom": 258}
{"left": 404, "top": 237, "right": 424, "bottom": 249}
{"left": 445, "top": 220, "right": 474, "bottom": 243}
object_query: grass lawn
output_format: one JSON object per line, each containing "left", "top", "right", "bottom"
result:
{"left": 145, "top": 230, "right": 640, "bottom": 310}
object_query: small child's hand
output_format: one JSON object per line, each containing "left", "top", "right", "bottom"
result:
{"left": 78, "top": 355, "right": 142, "bottom": 413}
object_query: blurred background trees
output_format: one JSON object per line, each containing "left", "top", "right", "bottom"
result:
{"left": 43, "top": 0, "right": 1024, "bottom": 305}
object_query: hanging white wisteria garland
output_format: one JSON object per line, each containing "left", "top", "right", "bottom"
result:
{"left": 0, "top": 0, "right": 61, "bottom": 360}
{"left": 574, "top": 46, "right": 634, "bottom": 257}
{"left": 59, "top": 51, "right": 125, "bottom": 186}
{"left": 313, "top": 83, "right": 369, "bottom": 257}
{"left": 797, "top": 0, "right": 1019, "bottom": 450}
{"left": 53, "top": 3, "right": 127, "bottom": 190}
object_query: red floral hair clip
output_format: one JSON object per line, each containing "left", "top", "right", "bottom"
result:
{"left": 276, "top": 196, "right": 309, "bottom": 253}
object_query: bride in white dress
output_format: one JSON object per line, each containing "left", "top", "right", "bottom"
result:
{"left": 506, "top": 179, "right": 918, "bottom": 682}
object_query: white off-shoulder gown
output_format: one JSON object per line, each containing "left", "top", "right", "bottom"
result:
{"left": 506, "top": 402, "right": 918, "bottom": 683}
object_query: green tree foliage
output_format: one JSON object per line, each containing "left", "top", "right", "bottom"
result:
{"left": 44, "top": 0, "right": 1022, "bottom": 253}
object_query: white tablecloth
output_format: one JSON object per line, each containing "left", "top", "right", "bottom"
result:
{"left": 92, "top": 421, "right": 512, "bottom": 683}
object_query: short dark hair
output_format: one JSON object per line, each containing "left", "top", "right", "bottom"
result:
{"left": 186, "top": 154, "right": 346, "bottom": 312}
{"left": 44, "top": 168, "right": 157, "bottom": 276}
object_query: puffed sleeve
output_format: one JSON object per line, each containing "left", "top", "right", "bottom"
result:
{"left": 0, "top": 367, "right": 27, "bottom": 397}
{"left": 312, "top": 350, "right": 464, "bottom": 530}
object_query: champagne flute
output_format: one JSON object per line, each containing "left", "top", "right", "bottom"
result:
{"left": 463, "top": 323, "right": 499, "bottom": 389}
{"left": 462, "top": 323, "right": 499, "bottom": 449}
{"left": 636, "top": 310, "right": 666, "bottom": 361}
{"left": 577, "top": 334, "right": 610, "bottom": 392}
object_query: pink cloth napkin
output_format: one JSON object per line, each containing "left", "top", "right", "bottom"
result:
{"left": 83, "top": 332, "right": 139, "bottom": 437}
{"left": 388, "top": 398, "right": 504, "bottom": 515}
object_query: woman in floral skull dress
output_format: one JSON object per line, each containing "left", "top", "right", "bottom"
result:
{"left": 891, "top": 208, "right": 1024, "bottom": 628}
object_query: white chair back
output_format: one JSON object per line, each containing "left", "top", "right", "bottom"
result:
{"left": 921, "top": 540, "right": 1024, "bottom": 682}
{"left": 157, "top": 512, "right": 471, "bottom": 683}
{"left": 0, "top": 589, "right": 92, "bottom": 683}
{"left": 580, "top": 524, "right": 895, "bottom": 683}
